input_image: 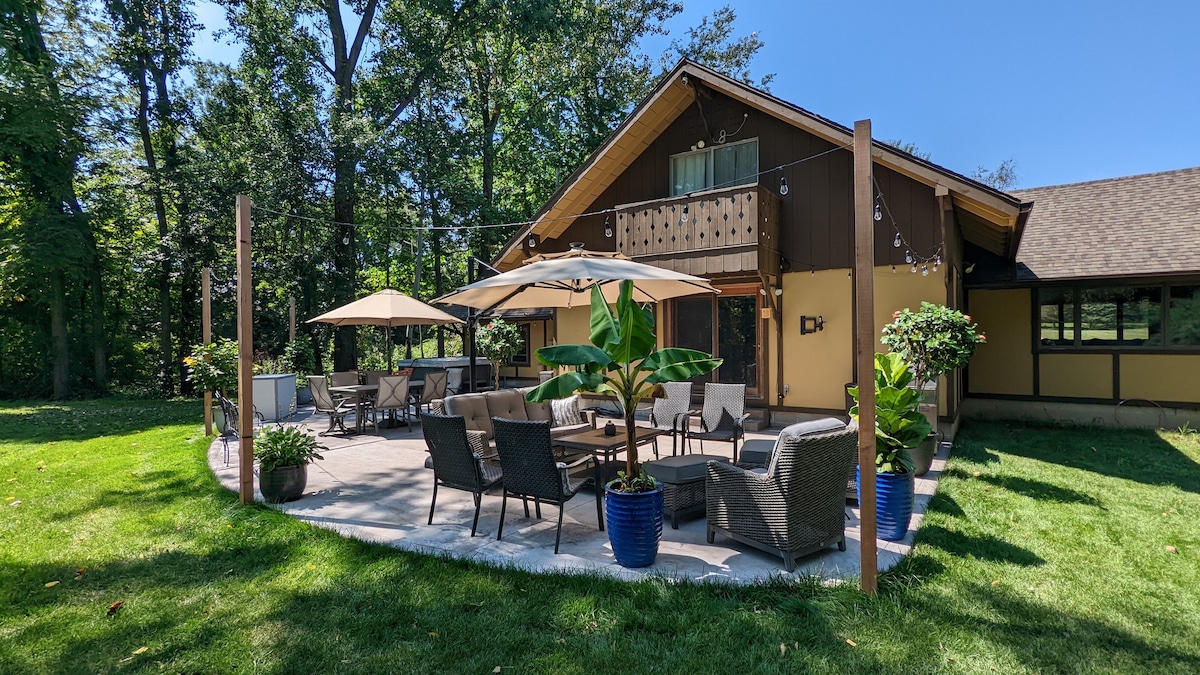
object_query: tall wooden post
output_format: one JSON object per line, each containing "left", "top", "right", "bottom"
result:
{"left": 236, "top": 195, "right": 255, "bottom": 504}
{"left": 853, "top": 120, "right": 878, "bottom": 595}
{"left": 288, "top": 296, "right": 296, "bottom": 343}
{"left": 202, "top": 267, "right": 213, "bottom": 436}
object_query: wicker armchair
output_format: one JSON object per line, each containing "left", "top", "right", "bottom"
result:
{"left": 308, "top": 376, "right": 353, "bottom": 435}
{"left": 649, "top": 381, "right": 694, "bottom": 458}
{"left": 686, "top": 383, "right": 749, "bottom": 462}
{"left": 422, "top": 413, "right": 503, "bottom": 537}
{"left": 491, "top": 418, "right": 597, "bottom": 554}
{"left": 706, "top": 422, "right": 858, "bottom": 571}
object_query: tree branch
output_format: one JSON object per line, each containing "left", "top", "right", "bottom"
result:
{"left": 347, "top": 0, "right": 379, "bottom": 74}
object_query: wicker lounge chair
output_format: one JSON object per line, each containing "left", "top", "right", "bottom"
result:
{"left": 706, "top": 421, "right": 858, "bottom": 571}
{"left": 422, "top": 413, "right": 503, "bottom": 537}
{"left": 491, "top": 418, "right": 597, "bottom": 554}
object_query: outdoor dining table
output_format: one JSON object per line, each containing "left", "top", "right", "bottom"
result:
{"left": 329, "top": 384, "right": 378, "bottom": 433}
{"left": 552, "top": 426, "right": 664, "bottom": 531}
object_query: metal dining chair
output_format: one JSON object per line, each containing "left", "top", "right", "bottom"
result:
{"left": 649, "top": 381, "right": 694, "bottom": 458}
{"left": 419, "top": 370, "right": 448, "bottom": 416}
{"left": 307, "top": 376, "right": 354, "bottom": 435}
{"left": 372, "top": 374, "right": 412, "bottom": 429}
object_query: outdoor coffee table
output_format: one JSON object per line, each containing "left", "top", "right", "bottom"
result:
{"left": 642, "top": 454, "right": 732, "bottom": 529}
{"left": 329, "top": 384, "right": 378, "bottom": 433}
{"left": 553, "top": 426, "right": 664, "bottom": 531}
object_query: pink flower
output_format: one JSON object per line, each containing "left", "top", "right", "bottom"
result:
{"left": 892, "top": 311, "right": 901, "bottom": 319}
{"left": 963, "top": 315, "right": 972, "bottom": 322}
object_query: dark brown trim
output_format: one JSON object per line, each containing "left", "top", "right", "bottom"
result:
{"left": 769, "top": 404, "right": 850, "bottom": 417}
{"left": 965, "top": 392, "right": 1200, "bottom": 411}
{"left": 1112, "top": 353, "right": 1120, "bottom": 403}
{"left": 1030, "top": 288, "right": 1040, "bottom": 397}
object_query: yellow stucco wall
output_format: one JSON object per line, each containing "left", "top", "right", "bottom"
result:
{"left": 556, "top": 306, "right": 592, "bottom": 347}
{"left": 1040, "top": 354, "right": 1113, "bottom": 399}
{"left": 1120, "top": 354, "right": 1200, "bottom": 404}
{"left": 966, "top": 289, "right": 1034, "bottom": 396}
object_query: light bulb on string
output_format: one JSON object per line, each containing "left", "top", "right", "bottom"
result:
{"left": 905, "top": 250, "right": 913, "bottom": 264}
{"left": 604, "top": 215, "right": 612, "bottom": 238}
{"left": 779, "top": 176, "right": 789, "bottom": 196}
{"left": 921, "top": 264, "right": 929, "bottom": 277}
{"left": 893, "top": 232, "right": 902, "bottom": 248}
{"left": 911, "top": 262, "right": 917, "bottom": 273}
{"left": 342, "top": 235, "right": 350, "bottom": 246}
{"left": 874, "top": 204, "right": 882, "bottom": 221}
{"left": 681, "top": 203, "right": 690, "bottom": 223}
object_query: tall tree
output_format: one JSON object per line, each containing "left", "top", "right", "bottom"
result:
{"left": 660, "top": 4, "right": 773, "bottom": 89}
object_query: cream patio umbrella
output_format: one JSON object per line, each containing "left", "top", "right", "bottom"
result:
{"left": 434, "top": 245, "right": 719, "bottom": 313}
{"left": 307, "top": 288, "right": 463, "bottom": 372}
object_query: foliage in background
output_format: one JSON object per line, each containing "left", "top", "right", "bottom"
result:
{"left": 880, "top": 302, "right": 987, "bottom": 392}
{"left": 474, "top": 319, "right": 524, "bottom": 391}
{"left": 529, "top": 280, "right": 720, "bottom": 490}
{"left": 255, "top": 424, "right": 326, "bottom": 472}
{"left": 183, "top": 338, "right": 239, "bottom": 397}
{"left": 848, "top": 352, "right": 931, "bottom": 474}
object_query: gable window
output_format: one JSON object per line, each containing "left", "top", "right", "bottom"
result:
{"left": 669, "top": 139, "right": 758, "bottom": 196}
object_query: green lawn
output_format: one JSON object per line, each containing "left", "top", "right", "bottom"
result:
{"left": 1, "top": 400, "right": 1198, "bottom": 673}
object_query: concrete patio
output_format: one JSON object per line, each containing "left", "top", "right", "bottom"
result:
{"left": 207, "top": 405, "right": 947, "bottom": 585}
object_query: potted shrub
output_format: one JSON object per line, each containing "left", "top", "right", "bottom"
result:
{"left": 880, "top": 302, "right": 986, "bottom": 475}
{"left": 475, "top": 319, "right": 524, "bottom": 391}
{"left": 184, "top": 337, "right": 240, "bottom": 432}
{"left": 256, "top": 424, "right": 327, "bottom": 503}
{"left": 529, "top": 280, "right": 720, "bottom": 567}
{"left": 848, "top": 352, "right": 931, "bottom": 541}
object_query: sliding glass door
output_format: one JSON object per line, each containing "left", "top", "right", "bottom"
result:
{"left": 671, "top": 286, "right": 761, "bottom": 397}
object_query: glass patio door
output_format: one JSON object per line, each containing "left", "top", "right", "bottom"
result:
{"left": 671, "top": 288, "right": 760, "bottom": 396}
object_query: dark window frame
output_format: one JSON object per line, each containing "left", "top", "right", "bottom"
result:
{"left": 1034, "top": 282, "right": 1200, "bottom": 354}
{"left": 510, "top": 323, "right": 531, "bottom": 366}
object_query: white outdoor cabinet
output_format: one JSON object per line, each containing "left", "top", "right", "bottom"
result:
{"left": 252, "top": 373, "right": 297, "bottom": 422}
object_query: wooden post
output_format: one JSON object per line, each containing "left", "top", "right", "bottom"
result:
{"left": 289, "top": 296, "right": 296, "bottom": 343}
{"left": 236, "top": 195, "right": 255, "bottom": 504}
{"left": 202, "top": 267, "right": 212, "bottom": 436}
{"left": 853, "top": 120, "right": 878, "bottom": 595}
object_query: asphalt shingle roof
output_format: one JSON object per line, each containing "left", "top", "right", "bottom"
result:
{"left": 1011, "top": 167, "right": 1200, "bottom": 281}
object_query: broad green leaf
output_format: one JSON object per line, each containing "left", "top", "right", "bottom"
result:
{"left": 874, "top": 352, "right": 914, "bottom": 389}
{"left": 525, "top": 371, "right": 606, "bottom": 402}
{"left": 535, "top": 344, "right": 611, "bottom": 369}
{"left": 644, "top": 357, "right": 722, "bottom": 385}
{"left": 640, "top": 347, "right": 716, "bottom": 372}
{"left": 588, "top": 284, "right": 619, "bottom": 350}
{"left": 609, "top": 280, "right": 656, "bottom": 364}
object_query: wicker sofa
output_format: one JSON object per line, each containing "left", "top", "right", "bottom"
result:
{"left": 431, "top": 387, "right": 594, "bottom": 450}
{"left": 705, "top": 419, "right": 858, "bottom": 572}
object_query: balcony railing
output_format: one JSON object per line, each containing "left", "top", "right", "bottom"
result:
{"left": 614, "top": 184, "right": 780, "bottom": 277}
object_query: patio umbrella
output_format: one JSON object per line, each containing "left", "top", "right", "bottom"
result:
{"left": 434, "top": 245, "right": 719, "bottom": 312}
{"left": 306, "top": 289, "right": 463, "bottom": 371}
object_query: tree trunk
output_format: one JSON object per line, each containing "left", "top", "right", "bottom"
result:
{"left": 49, "top": 271, "right": 70, "bottom": 399}
{"left": 134, "top": 59, "right": 173, "bottom": 396}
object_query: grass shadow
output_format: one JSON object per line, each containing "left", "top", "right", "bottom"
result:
{"left": 917, "top": 525, "right": 1046, "bottom": 567}
{"left": 942, "top": 466, "right": 1103, "bottom": 507}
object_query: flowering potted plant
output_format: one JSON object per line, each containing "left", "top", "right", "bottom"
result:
{"left": 848, "top": 352, "right": 931, "bottom": 540}
{"left": 880, "top": 302, "right": 986, "bottom": 475}
{"left": 184, "top": 337, "right": 240, "bottom": 431}
{"left": 475, "top": 319, "right": 524, "bottom": 391}
{"left": 528, "top": 281, "right": 721, "bottom": 567}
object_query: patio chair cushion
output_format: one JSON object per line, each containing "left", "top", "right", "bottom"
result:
{"left": 643, "top": 454, "right": 731, "bottom": 485}
{"left": 766, "top": 417, "right": 849, "bottom": 474}
{"left": 738, "top": 439, "right": 776, "bottom": 468}
{"left": 486, "top": 389, "right": 529, "bottom": 422}
{"left": 551, "top": 395, "right": 583, "bottom": 427}
{"left": 514, "top": 386, "right": 553, "bottom": 422}
{"left": 444, "top": 393, "right": 494, "bottom": 440}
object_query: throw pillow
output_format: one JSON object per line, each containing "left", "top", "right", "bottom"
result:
{"left": 713, "top": 408, "right": 737, "bottom": 433}
{"left": 551, "top": 395, "right": 583, "bottom": 427}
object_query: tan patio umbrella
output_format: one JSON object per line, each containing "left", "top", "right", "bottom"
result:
{"left": 307, "top": 288, "right": 463, "bottom": 371}
{"left": 434, "top": 244, "right": 719, "bottom": 312}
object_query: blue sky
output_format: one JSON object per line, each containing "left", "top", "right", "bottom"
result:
{"left": 193, "top": 0, "right": 1200, "bottom": 190}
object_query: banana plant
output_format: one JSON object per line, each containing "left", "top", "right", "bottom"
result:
{"left": 527, "top": 280, "right": 722, "bottom": 492}
{"left": 847, "top": 352, "right": 932, "bottom": 474}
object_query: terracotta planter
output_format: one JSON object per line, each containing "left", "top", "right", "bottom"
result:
{"left": 259, "top": 464, "right": 308, "bottom": 503}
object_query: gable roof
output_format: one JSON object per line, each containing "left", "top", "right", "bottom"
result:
{"left": 1007, "top": 167, "right": 1200, "bottom": 281}
{"left": 495, "top": 58, "right": 1026, "bottom": 269}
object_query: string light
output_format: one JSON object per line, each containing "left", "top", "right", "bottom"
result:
{"left": 873, "top": 176, "right": 944, "bottom": 275}
{"left": 921, "top": 264, "right": 929, "bottom": 277}
{"left": 779, "top": 176, "right": 789, "bottom": 196}
{"left": 342, "top": 236, "right": 350, "bottom": 245}
{"left": 681, "top": 203, "right": 690, "bottom": 223}
{"left": 893, "top": 232, "right": 902, "bottom": 248}
{"left": 604, "top": 215, "right": 612, "bottom": 238}
{"left": 905, "top": 250, "right": 913, "bottom": 264}
{"left": 873, "top": 203, "right": 882, "bottom": 221}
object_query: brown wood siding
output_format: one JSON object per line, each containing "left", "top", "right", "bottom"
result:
{"left": 537, "top": 90, "right": 941, "bottom": 271}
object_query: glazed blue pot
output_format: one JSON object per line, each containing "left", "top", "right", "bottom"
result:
{"left": 856, "top": 467, "right": 914, "bottom": 542}
{"left": 604, "top": 486, "right": 664, "bottom": 568}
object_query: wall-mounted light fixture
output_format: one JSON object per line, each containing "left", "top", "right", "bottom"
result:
{"left": 800, "top": 315, "right": 825, "bottom": 335}
{"left": 759, "top": 286, "right": 784, "bottom": 297}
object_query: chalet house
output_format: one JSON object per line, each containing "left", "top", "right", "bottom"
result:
{"left": 491, "top": 59, "right": 1200, "bottom": 427}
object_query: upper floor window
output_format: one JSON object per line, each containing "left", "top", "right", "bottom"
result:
{"left": 669, "top": 139, "right": 758, "bottom": 196}
{"left": 1035, "top": 284, "right": 1200, "bottom": 350}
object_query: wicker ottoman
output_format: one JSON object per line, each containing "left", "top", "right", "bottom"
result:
{"left": 643, "top": 454, "right": 732, "bottom": 529}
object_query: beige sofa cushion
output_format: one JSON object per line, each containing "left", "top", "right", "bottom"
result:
{"left": 444, "top": 393, "right": 494, "bottom": 440}
{"left": 485, "top": 389, "right": 529, "bottom": 422}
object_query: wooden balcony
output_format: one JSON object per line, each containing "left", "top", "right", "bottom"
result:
{"left": 614, "top": 184, "right": 780, "bottom": 277}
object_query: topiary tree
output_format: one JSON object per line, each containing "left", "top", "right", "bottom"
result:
{"left": 475, "top": 319, "right": 524, "bottom": 391}
{"left": 880, "top": 302, "right": 987, "bottom": 392}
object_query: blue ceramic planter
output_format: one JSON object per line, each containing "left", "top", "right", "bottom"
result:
{"left": 856, "top": 467, "right": 914, "bottom": 541}
{"left": 604, "top": 486, "right": 664, "bottom": 568}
